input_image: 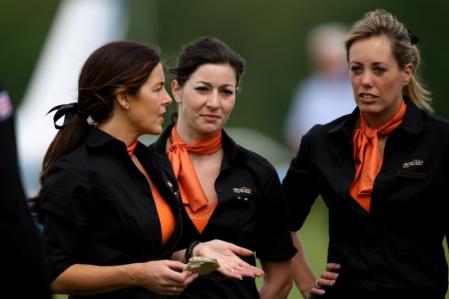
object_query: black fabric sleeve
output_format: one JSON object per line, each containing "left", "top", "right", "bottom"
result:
{"left": 282, "top": 129, "right": 321, "bottom": 231}
{"left": 255, "top": 165, "right": 296, "bottom": 261}
{"left": 40, "top": 159, "right": 91, "bottom": 282}
{"left": 0, "top": 109, "right": 52, "bottom": 298}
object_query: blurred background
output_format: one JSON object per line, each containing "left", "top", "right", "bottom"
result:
{"left": 1, "top": 0, "right": 448, "bottom": 298}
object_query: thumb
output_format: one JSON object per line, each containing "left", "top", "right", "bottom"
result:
{"left": 166, "top": 260, "right": 188, "bottom": 272}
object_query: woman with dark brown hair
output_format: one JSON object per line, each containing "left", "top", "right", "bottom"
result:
{"left": 37, "top": 40, "right": 260, "bottom": 299}
{"left": 148, "top": 36, "right": 300, "bottom": 299}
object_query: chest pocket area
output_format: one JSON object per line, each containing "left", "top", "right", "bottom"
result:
{"left": 229, "top": 186, "right": 255, "bottom": 206}
{"left": 219, "top": 186, "right": 257, "bottom": 225}
{"left": 214, "top": 187, "right": 257, "bottom": 238}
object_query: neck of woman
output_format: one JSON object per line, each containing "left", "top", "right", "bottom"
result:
{"left": 97, "top": 118, "right": 138, "bottom": 147}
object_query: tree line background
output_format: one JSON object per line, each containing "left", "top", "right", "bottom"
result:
{"left": 1, "top": 0, "right": 448, "bottom": 147}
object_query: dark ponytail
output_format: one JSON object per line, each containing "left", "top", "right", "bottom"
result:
{"left": 39, "top": 111, "right": 89, "bottom": 184}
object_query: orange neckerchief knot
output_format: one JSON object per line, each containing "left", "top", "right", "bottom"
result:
{"left": 168, "top": 126, "right": 222, "bottom": 212}
{"left": 349, "top": 100, "right": 407, "bottom": 212}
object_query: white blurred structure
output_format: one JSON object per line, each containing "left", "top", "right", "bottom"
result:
{"left": 17, "top": 0, "right": 127, "bottom": 195}
{"left": 16, "top": 0, "right": 292, "bottom": 195}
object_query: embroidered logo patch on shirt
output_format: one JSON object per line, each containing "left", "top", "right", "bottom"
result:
{"left": 397, "top": 159, "right": 426, "bottom": 179}
{"left": 232, "top": 186, "right": 252, "bottom": 201}
{"left": 402, "top": 159, "right": 423, "bottom": 168}
{"left": 233, "top": 186, "right": 252, "bottom": 194}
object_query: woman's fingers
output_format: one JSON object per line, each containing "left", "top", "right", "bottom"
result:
{"left": 166, "top": 260, "right": 189, "bottom": 273}
{"left": 217, "top": 258, "right": 264, "bottom": 278}
{"left": 218, "top": 266, "right": 243, "bottom": 280}
{"left": 159, "top": 271, "right": 198, "bottom": 295}
{"left": 217, "top": 262, "right": 264, "bottom": 280}
{"left": 309, "top": 263, "right": 341, "bottom": 297}
{"left": 326, "top": 263, "right": 341, "bottom": 271}
{"left": 225, "top": 243, "right": 254, "bottom": 256}
{"left": 139, "top": 260, "right": 199, "bottom": 295}
{"left": 236, "top": 262, "right": 264, "bottom": 277}
{"left": 315, "top": 274, "right": 337, "bottom": 288}
{"left": 311, "top": 286, "right": 326, "bottom": 296}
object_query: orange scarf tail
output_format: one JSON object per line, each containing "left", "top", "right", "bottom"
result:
{"left": 350, "top": 100, "right": 407, "bottom": 212}
{"left": 168, "top": 126, "right": 222, "bottom": 233}
{"left": 127, "top": 141, "right": 175, "bottom": 244}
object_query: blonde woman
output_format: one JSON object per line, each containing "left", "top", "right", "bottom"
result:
{"left": 285, "top": 9, "right": 447, "bottom": 299}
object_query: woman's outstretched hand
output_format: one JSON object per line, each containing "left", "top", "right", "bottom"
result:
{"left": 194, "top": 239, "right": 265, "bottom": 280}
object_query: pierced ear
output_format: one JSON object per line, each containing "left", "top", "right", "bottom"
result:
{"left": 171, "top": 80, "right": 182, "bottom": 103}
{"left": 116, "top": 91, "right": 130, "bottom": 110}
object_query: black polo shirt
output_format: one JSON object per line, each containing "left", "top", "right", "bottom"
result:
{"left": 40, "top": 127, "right": 183, "bottom": 299}
{"left": 283, "top": 102, "right": 449, "bottom": 299}
{"left": 148, "top": 124, "right": 296, "bottom": 299}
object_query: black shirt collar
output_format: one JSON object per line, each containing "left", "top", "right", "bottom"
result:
{"left": 85, "top": 127, "right": 125, "bottom": 149}
{"left": 85, "top": 127, "right": 150, "bottom": 157}
{"left": 400, "top": 100, "right": 426, "bottom": 134}
{"left": 328, "top": 99, "right": 426, "bottom": 138}
{"left": 220, "top": 129, "right": 239, "bottom": 170}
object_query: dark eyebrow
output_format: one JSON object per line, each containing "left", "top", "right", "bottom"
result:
{"left": 196, "top": 81, "right": 212, "bottom": 87}
{"left": 196, "top": 81, "right": 236, "bottom": 89}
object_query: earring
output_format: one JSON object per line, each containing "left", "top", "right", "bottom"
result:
{"left": 125, "top": 105, "right": 129, "bottom": 109}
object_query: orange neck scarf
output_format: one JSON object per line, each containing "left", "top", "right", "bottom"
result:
{"left": 168, "top": 126, "right": 222, "bottom": 233}
{"left": 127, "top": 141, "right": 175, "bottom": 244}
{"left": 349, "top": 100, "right": 407, "bottom": 212}
{"left": 127, "top": 141, "right": 138, "bottom": 156}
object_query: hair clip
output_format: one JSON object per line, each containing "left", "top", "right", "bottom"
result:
{"left": 407, "top": 30, "right": 418, "bottom": 45}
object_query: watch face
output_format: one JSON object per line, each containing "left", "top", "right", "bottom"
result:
{"left": 185, "top": 256, "right": 220, "bottom": 274}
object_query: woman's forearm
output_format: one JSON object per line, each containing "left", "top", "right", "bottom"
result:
{"left": 290, "top": 232, "right": 316, "bottom": 298}
{"left": 259, "top": 260, "right": 293, "bottom": 299}
{"left": 51, "top": 263, "right": 141, "bottom": 295}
